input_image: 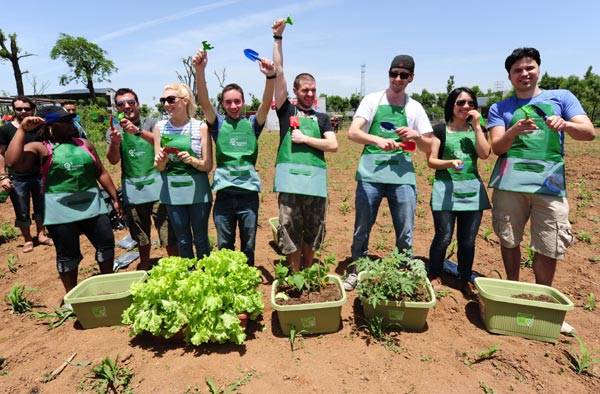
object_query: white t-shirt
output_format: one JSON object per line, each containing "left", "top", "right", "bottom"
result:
{"left": 354, "top": 90, "right": 433, "bottom": 135}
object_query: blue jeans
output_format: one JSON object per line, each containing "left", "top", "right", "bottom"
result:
{"left": 167, "top": 202, "right": 212, "bottom": 259}
{"left": 351, "top": 181, "right": 416, "bottom": 261}
{"left": 213, "top": 190, "right": 259, "bottom": 266}
{"left": 428, "top": 210, "right": 483, "bottom": 282}
{"left": 9, "top": 175, "right": 44, "bottom": 227}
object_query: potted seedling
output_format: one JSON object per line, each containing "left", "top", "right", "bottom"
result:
{"left": 271, "top": 260, "right": 347, "bottom": 335}
{"left": 354, "top": 248, "right": 436, "bottom": 331}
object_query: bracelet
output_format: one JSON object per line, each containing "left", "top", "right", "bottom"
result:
{"left": 273, "top": 35, "right": 283, "bottom": 40}
{"left": 266, "top": 74, "right": 277, "bottom": 80}
{"left": 134, "top": 128, "right": 142, "bottom": 136}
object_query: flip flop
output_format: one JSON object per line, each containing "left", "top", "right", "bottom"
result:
{"left": 23, "top": 242, "right": 34, "bottom": 253}
{"left": 38, "top": 237, "right": 54, "bottom": 246}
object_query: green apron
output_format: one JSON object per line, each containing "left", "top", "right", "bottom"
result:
{"left": 160, "top": 131, "right": 212, "bottom": 205}
{"left": 120, "top": 120, "right": 162, "bottom": 205}
{"left": 213, "top": 118, "right": 261, "bottom": 192}
{"left": 44, "top": 142, "right": 107, "bottom": 225}
{"left": 274, "top": 110, "right": 328, "bottom": 197}
{"left": 488, "top": 102, "right": 565, "bottom": 196}
{"left": 431, "top": 128, "right": 491, "bottom": 211}
{"left": 356, "top": 93, "right": 416, "bottom": 185}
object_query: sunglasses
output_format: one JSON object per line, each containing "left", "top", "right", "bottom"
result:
{"left": 388, "top": 71, "right": 411, "bottom": 80}
{"left": 14, "top": 107, "right": 33, "bottom": 112}
{"left": 456, "top": 100, "right": 476, "bottom": 107}
{"left": 159, "top": 96, "right": 184, "bottom": 105}
{"left": 116, "top": 99, "right": 137, "bottom": 107}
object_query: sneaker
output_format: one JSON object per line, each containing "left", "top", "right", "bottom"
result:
{"left": 343, "top": 273, "right": 358, "bottom": 291}
{"left": 560, "top": 321, "right": 577, "bottom": 335}
{"left": 429, "top": 276, "right": 443, "bottom": 290}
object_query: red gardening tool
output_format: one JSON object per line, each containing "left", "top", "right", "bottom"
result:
{"left": 380, "top": 122, "right": 416, "bottom": 152}
{"left": 289, "top": 116, "right": 299, "bottom": 130}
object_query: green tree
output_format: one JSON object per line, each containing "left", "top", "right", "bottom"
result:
{"left": 0, "top": 29, "right": 33, "bottom": 95}
{"left": 349, "top": 93, "right": 362, "bottom": 110}
{"left": 326, "top": 95, "right": 350, "bottom": 112}
{"left": 50, "top": 33, "right": 117, "bottom": 105}
{"left": 446, "top": 75, "right": 455, "bottom": 93}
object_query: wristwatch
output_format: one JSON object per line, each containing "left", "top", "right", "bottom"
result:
{"left": 134, "top": 127, "right": 142, "bottom": 136}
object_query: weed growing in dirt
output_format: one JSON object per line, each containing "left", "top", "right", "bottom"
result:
{"left": 481, "top": 227, "right": 493, "bottom": 242}
{"left": 33, "top": 306, "right": 76, "bottom": 330}
{"left": 446, "top": 239, "right": 457, "bottom": 259}
{"left": 564, "top": 334, "right": 600, "bottom": 376}
{"left": 479, "top": 381, "right": 496, "bottom": 393}
{"left": 576, "top": 230, "right": 592, "bottom": 244}
{"left": 0, "top": 222, "right": 18, "bottom": 243}
{"left": 358, "top": 315, "right": 401, "bottom": 342}
{"left": 435, "top": 289, "right": 454, "bottom": 299}
{"left": 288, "top": 325, "right": 309, "bottom": 351}
{"left": 86, "top": 355, "right": 134, "bottom": 394}
{"left": 416, "top": 207, "right": 425, "bottom": 218}
{"left": 5, "top": 283, "right": 36, "bottom": 314}
{"left": 0, "top": 357, "right": 9, "bottom": 376}
{"left": 583, "top": 292, "right": 596, "bottom": 311}
{"left": 464, "top": 343, "right": 502, "bottom": 365}
{"left": 7, "top": 254, "right": 18, "bottom": 273}
{"left": 205, "top": 368, "right": 257, "bottom": 394}
{"left": 340, "top": 202, "right": 351, "bottom": 215}
{"left": 521, "top": 246, "right": 534, "bottom": 268}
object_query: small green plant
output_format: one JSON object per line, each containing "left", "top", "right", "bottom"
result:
{"left": 288, "top": 325, "right": 309, "bottom": 351}
{"left": 354, "top": 249, "right": 430, "bottom": 308}
{"left": 274, "top": 259, "right": 332, "bottom": 294}
{"left": 374, "top": 235, "right": 388, "bottom": 251}
{"left": 479, "top": 381, "right": 495, "bottom": 394}
{"left": 358, "top": 315, "right": 402, "bottom": 342}
{"left": 88, "top": 355, "right": 134, "bottom": 393}
{"left": 0, "top": 357, "right": 9, "bottom": 376}
{"left": 474, "top": 343, "right": 502, "bottom": 362}
{"left": 33, "top": 306, "right": 76, "bottom": 330}
{"left": 0, "top": 222, "right": 18, "bottom": 243}
{"left": 576, "top": 230, "right": 592, "bottom": 244}
{"left": 420, "top": 354, "right": 432, "bottom": 362}
{"left": 583, "top": 292, "right": 596, "bottom": 311}
{"left": 521, "top": 246, "right": 534, "bottom": 268}
{"left": 564, "top": 334, "right": 600, "bottom": 376}
{"left": 5, "top": 283, "right": 37, "bottom": 314}
{"left": 481, "top": 227, "right": 493, "bottom": 242}
{"left": 446, "top": 239, "right": 457, "bottom": 259}
{"left": 7, "top": 254, "right": 18, "bottom": 273}
{"left": 205, "top": 369, "right": 257, "bottom": 394}
{"left": 415, "top": 207, "right": 425, "bottom": 218}
{"left": 435, "top": 289, "right": 453, "bottom": 299}
{"left": 339, "top": 202, "right": 351, "bottom": 215}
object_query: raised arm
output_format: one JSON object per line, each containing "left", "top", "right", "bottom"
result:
{"left": 5, "top": 117, "right": 45, "bottom": 171}
{"left": 193, "top": 49, "right": 217, "bottom": 125}
{"left": 255, "top": 58, "right": 277, "bottom": 126}
{"left": 272, "top": 18, "right": 288, "bottom": 110}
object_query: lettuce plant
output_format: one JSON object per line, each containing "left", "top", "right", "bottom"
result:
{"left": 122, "top": 250, "right": 264, "bottom": 345}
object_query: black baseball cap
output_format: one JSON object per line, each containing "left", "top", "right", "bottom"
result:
{"left": 36, "top": 105, "right": 76, "bottom": 124}
{"left": 389, "top": 55, "right": 415, "bottom": 73}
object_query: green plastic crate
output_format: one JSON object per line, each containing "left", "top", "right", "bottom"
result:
{"left": 271, "top": 275, "right": 347, "bottom": 335}
{"left": 64, "top": 271, "right": 147, "bottom": 329}
{"left": 357, "top": 271, "right": 436, "bottom": 331}
{"left": 474, "top": 277, "right": 573, "bottom": 343}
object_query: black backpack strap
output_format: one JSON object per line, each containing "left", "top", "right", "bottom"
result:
{"left": 432, "top": 123, "right": 446, "bottom": 160}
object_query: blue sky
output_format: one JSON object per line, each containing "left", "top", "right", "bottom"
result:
{"left": 1, "top": 0, "right": 599, "bottom": 108}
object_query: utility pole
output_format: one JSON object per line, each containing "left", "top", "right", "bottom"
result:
{"left": 361, "top": 64, "right": 366, "bottom": 97}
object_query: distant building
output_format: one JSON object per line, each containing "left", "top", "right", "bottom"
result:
{"left": 34, "top": 88, "right": 116, "bottom": 106}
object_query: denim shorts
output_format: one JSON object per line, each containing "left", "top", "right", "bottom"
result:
{"left": 8, "top": 175, "right": 44, "bottom": 227}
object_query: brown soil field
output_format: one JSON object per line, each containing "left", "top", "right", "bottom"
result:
{"left": 1, "top": 128, "right": 599, "bottom": 393}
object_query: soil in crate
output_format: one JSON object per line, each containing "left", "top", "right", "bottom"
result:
{"left": 275, "top": 283, "right": 342, "bottom": 305}
{"left": 511, "top": 293, "right": 558, "bottom": 303}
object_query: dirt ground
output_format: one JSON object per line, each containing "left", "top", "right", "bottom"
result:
{"left": 1, "top": 129, "right": 599, "bottom": 393}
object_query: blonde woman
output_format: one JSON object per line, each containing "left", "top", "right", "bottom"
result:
{"left": 153, "top": 83, "right": 213, "bottom": 259}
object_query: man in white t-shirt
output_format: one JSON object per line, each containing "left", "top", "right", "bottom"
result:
{"left": 344, "top": 54, "right": 433, "bottom": 290}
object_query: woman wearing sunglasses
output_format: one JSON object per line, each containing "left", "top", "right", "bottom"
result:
{"left": 153, "top": 83, "right": 213, "bottom": 259}
{"left": 192, "top": 49, "right": 276, "bottom": 267}
{"left": 4, "top": 106, "right": 121, "bottom": 295}
{"left": 426, "top": 87, "right": 491, "bottom": 297}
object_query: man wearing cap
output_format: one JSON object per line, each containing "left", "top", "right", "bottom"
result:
{"left": 344, "top": 54, "right": 433, "bottom": 291}
{"left": 106, "top": 88, "right": 177, "bottom": 270}
{"left": 487, "top": 47, "right": 595, "bottom": 334}
{"left": 0, "top": 96, "right": 53, "bottom": 253}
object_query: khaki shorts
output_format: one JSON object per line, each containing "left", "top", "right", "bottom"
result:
{"left": 125, "top": 201, "right": 176, "bottom": 247}
{"left": 492, "top": 190, "right": 573, "bottom": 259}
{"left": 277, "top": 193, "right": 327, "bottom": 255}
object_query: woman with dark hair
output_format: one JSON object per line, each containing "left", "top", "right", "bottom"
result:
{"left": 426, "top": 87, "right": 491, "bottom": 297}
{"left": 153, "top": 83, "right": 213, "bottom": 259}
{"left": 192, "top": 48, "right": 276, "bottom": 266}
{"left": 5, "top": 106, "right": 121, "bottom": 295}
